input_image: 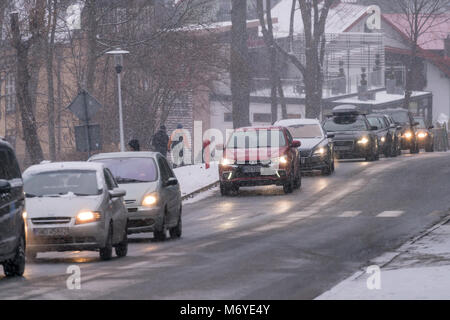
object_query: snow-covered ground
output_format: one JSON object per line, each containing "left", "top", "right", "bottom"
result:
{"left": 173, "top": 162, "right": 219, "bottom": 200}
{"left": 317, "top": 218, "right": 450, "bottom": 300}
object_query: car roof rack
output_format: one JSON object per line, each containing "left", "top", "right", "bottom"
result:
{"left": 332, "top": 105, "right": 366, "bottom": 116}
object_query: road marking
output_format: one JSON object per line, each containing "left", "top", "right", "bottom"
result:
{"left": 376, "top": 211, "right": 404, "bottom": 218}
{"left": 118, "top": 261, "right": 149, "bottom": 270}
{"left": 339, "top": 211, "right": 362, "bottom": 218}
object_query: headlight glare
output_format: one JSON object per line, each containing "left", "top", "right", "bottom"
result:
{"left": 142, "top": 194, "right": 157, "bottom": 207}
{"left": 76, "top": 211, "right": 101, "bottom": 225}
{"left": 313, "top": 147, "right": 327, "bottom": 156}
{"left": 220, "top": 158, "right": 233, "bottom": 166}
{"left": 357, "top": 137, "right": 369, "bottom": 145}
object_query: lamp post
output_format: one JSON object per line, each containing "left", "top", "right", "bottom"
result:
{"left": 106, "top": 48, "right": 129, "bottom": 152}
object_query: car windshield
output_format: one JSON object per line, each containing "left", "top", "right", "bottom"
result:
{"left": 323, "top": 116, "right": 369, "bottom": 132}
{"left": 389, "top": 112, "right": 410, "bottom": 124}
{"left": 367, "top": 117, "right": 383, "bottom": 129}
{"left": 286, "top": 124, "right": 323, "bottom": 139}
{"left": 227, "top": 130, "right": 287, "bottom": 149}
{"left": 415, "top": 118, "right": 426, "bottom": 129}
{"left": 24, "top": 170, "right": 101, "bottom": 197}
{"left": 94, "top": 157, "right": 158, "bottom": 184}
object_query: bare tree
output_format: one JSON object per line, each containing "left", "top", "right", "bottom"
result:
{"left": 231, "top": 0, "right": 251, "bottom": 128}
{"left": 390, "top": 0, "right": 449, "bottom": 109}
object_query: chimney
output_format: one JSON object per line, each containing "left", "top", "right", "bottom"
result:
{"left": 445, "top": 35, "right": 450, "bottom": 58}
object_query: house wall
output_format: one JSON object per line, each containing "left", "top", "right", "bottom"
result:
{"left": 425, "top": 61, "right": 450, "bottom": 121}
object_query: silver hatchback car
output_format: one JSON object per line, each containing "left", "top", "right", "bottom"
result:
{"left": 23, "top": 162, "right": 128, "bottom": 261}
{"left": 89, "top": 152, "right": 182, "bottom": 241}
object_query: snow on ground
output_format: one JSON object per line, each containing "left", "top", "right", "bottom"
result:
{"left": 317, "top": 221, "right": 450, "bottom": 300}
{"left": 174, "top": 162, "right": 219, "bottom": 199}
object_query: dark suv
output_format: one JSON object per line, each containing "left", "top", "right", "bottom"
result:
{"left": 379, "top": 109, "right": 420, "bottom": 154}
{"left": 0, "top": 139, "right": 26, "bottom": 277}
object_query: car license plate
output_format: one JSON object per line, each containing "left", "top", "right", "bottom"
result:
{"left": 34, "top": 228, "right": 69, "bottom": 237}
{"left": 335, "top": 146, "right": 352, "bottom": 151}
{"left": 242, "top": 166, "right": 261, "bottom": 173}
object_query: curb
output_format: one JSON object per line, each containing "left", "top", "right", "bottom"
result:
{"left": 181, "top": 181, "right": 220, "bottom": 201}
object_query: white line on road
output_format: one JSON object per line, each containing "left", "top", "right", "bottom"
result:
{"left": 118, "top": 261, "right": 149, "bottom": 270}
{"left": 339, "top": 211, "right": 362, "bottom": 218}
{"left": 376, "top": 211, "right": 405, "bottom": 218}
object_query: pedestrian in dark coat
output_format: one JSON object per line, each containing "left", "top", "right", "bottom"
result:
{"left": 152, "top": 125, "right": 169, "bottom": 157}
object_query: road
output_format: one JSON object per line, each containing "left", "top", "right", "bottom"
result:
{"left": 1, "top": 152, "right": 450, "bottom": 300}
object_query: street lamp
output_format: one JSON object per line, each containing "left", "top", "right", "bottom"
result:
{"left": 106, "top": 48, "right": 129, "bottom": 152}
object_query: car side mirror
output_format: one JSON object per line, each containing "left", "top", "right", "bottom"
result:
{"left": 0, "top": 180, "right": 11, "bottom": 193}
{"left": 109, "top": 188, "right": 126, "bottom": 199}
{"left": 165, "top": 177, "right": 179, "bottom": 187}
{"left": 291, "top": 140, "right": 301, "bottom": 148}
{"left": 327, "top": 133, "right": 335, "bottom": 139}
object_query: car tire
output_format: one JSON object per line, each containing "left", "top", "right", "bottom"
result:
{"left": 220, "top": 183, "right": 230, "bottom": 196}
{"left": 154, "top": 213, "right": 167, "bottom": 241}
{"left": 99, "top": 224, "right": 113, "bottom": 261}
{"left": 293, "top": 168, "right": 302, "bottom": 189}
{"left": 283, "top": 173, "right": 294, "bottom": 194}
{"left": 3, "top": 232, "right": 26, "bottom": 277}
{"left": 115, "top": 227, "right": 128, "bottom": 258}
{"left": 170, "top": 214, "right": 182, "bottom": 239}
{"left": 322, "top": 161, "right": 333, "bottom": 176}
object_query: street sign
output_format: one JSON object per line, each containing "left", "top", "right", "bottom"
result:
{"left": 68, "top": 90, "right": 102, "bottom": 122}
{"left": 75, "top": 124, "right": 102, "bottom": 153}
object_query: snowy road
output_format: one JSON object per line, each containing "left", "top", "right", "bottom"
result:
{"left": 1, "top": 152, "right": 450, "bottom": 299}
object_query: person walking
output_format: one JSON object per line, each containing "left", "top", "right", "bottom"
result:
{"left": 152, "top": 125, "right": 169, "bottom": 157}
{"left": 127, "top": 139, "right": 140, "bottom": 152}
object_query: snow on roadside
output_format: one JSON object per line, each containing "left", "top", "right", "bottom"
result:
{"left": 173, "top": 162, "right": 219, "bottom": 199}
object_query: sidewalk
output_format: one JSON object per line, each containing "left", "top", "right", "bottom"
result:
{"left": 174, "top": 162, "right": 219, "bottom": 201}
{"left": 318, "top": 216, "right": 450, "bottom": 300}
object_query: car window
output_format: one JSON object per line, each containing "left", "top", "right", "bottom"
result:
{"left": 287, "top": 124, "right": 323, "bottom": 139}
{"left": 389, "top": 112, "right": 410, "bottom": 124}
{"left": 367, "top": 118, "right": 382, "bottom": 129}
{"left": 24, "top": 170, "right": 102, "bottom": 197}
{"left": 158, "top": 157, "right": 170, "bottom": 182}
{"left": 414, "top": 118, "right": 426, "bottom": 129}
{"left": 0, "top": 147, "right": 21, "bottom": 180}
{"left": 104, "top": 169, "right": 117, "bottom": 190}
{"left": 94, "top": 158, "right": 158, "bottom": 184}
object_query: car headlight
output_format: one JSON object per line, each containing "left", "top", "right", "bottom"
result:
{"left": 313, "top": 147, "right": 327, "bottom": 156}
{"left": 404, "top": 131, "right": 413, "bottom": 139}
{"left": 220, "top": 158, "right": 234, "bottom": 166}
{"left": 76, "top": 211, "right": 101, "bottom": 225}
{"left": 279, "top": 155, "right": 288, "bottom": 164}
{"left": 142, "top": 194, "right": 158, "bottom": 207}
{"left": 22, "top": 211, "right": 27, "bottom": 220}
{"left": 381, "top": 137, "right": 386, "bottom": 143}
{"left": 417, "top": 132, "right": 427, "bottom": 139}
{"left": 357, "top": 137, "right": 369, "bottom": 145}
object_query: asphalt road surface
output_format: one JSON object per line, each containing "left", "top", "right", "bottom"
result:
{"left": 1, "top": 152, "right": 450, "bottom": 300}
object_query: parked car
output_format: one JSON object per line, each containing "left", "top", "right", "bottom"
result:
{"left": 383, "top": 114, "right": 403, "bottom": 157}
{"left": 414, "top": 117, "right": 434, "bottom": 152}
{"left": 380, "top": 109, "right": 420, "bottom": 154}
{"left": 274, "top": 119, "right": 335, "bottom": 175}
{"left": 367, "top": 114, "right": 393, "bottom": 157}
{"left": 323, "top": 105, "right": 379, "bottom": 161}
{"left": 23, "top": 162, "right": 128, "bottom": 261}
{"left": 89, "top": 152, "right": 182, "bottom": 241}
{"left": 0, "top": 139, "right": 26, "bottom": 276}
{"left": 219, "top": 126, "right": 301, "bottom": 195}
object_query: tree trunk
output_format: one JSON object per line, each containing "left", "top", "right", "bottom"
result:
{"left": 231, "top": 0, "right": 250, "bottom": 129}
{"left": 85, "top": 0, "right": 99, "bottom": 93}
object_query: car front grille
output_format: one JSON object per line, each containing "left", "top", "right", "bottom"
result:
{"left": 125, "top": 200, "right": 137, "bottom": 205}
{"left": 31, "top": 217, "right": 72, "bottom": 225}
{"left": 300, "top": 150, "right": 311, "bottom": 157}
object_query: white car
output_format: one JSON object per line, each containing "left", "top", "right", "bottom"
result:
{"left": 23, "top": 162, "right": 128, "bottom": 261}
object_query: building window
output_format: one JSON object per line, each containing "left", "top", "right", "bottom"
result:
{"left": 5, "top": 73, "right": 16, "bottom": 114}
{"left": 253, "top": 113, "right": 272, "bottom": 123}
{"left": 224, "top": 113, "right": 233, "bottom": 122}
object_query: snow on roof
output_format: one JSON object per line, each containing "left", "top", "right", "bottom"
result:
{"left": 383, "top": 14, "right": 450, "bottom": 51}
{"left": 271, "top": 0, "right": 369, "bottom": 37}
{"left": 335, "top": 90, "right": 431, "bottom": 105}
{"left": 24, "top": 162, "right": 105, "bottom": 175}
{"left": 274, "top": 119, "right": 321, "bottom": 127}
{"left": 89, "top": 152, "right": 159, "bottom": 161}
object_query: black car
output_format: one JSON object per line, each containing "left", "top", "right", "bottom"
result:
{"left": 383, "top": 114, "right": 403, "bottom": 157}
{"left": 367, "top": 114, "right": 394, "bottom": 157}
{"left": 0, "top": 138, "right": 26, "bottom": 277}
{"left": 379, "top": 109, "right": 420, "bottom": 154}
{"left": 323, "top": 105, "right": 379, "bottom": 161}
{"left": 414, "top": 117, "right": 434, "bottom": 152}
{"left": 275, "top": 119, "right": 335, "bottom": 175}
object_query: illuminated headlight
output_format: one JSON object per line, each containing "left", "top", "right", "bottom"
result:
{"left": 22, "top": 211, "right": 27, "bottom": 220}
{"left": 142, "top": 194, "right": 158, "bottom": 207}
{"left": 271, "top": 155, "right": 288, "bottom": 166}
{"left": 220, "top": 158, "right": 234, "bottom": 166}
{"left": 357, "top": 137, "right": 369, "bottom": 145}
{"left": 417, "top": 132, "right": 427, "bottom": 139}
{"left": 381, "top": 137, "right": 386, "bottom": 143}
{"left": 76, "top": 211, "right": 101, "bottom": 225}
{"left": 404, "top": 132, "right": 413, "bottom": 139}
{"left": 313, "top": 147, "right": 327, "bottom": 156}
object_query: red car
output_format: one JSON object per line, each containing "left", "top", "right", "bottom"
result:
{"left": 219, "top": 126, "right": 301, "bottom": 195}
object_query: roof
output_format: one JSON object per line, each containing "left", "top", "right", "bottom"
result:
{"left": 274, "top": 119, "right": 321, "bottom": 127}
{"left": 383, "top": 14, "right": 450, "bottom": 51}
{"left": 24, "top": 162, "right": 105, "bottom": 175}
{"left": 271, "top": 1, "right": 370, "bottom": 38}
{"left": 89, "top": 152, "right": 160, "bottom": 161}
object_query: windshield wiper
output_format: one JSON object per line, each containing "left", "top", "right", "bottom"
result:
{"left": 116, "top": 177, "right": 147, "bottom": 184}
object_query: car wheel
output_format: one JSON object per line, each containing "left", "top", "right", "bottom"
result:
{"left": 99, "top": 224, "right": 113, "bottom": 261}
{"left": 154, "top": 213, "right": 167, "bottom": 241}
{"left": 283, "top": 173, "right": 294, "bottom": 194}
{"left": 3, "top": 233, "right": 26, "bottom": 277}
{"left": 115, "top": 227, "right": 128, "bottom": 258}
{"left": 170, "top": 214, "right": 182, "bottom": 239}
{"left": 220, "top": 183, "right": 230, "bottom": 196}
{"left": 293, "top": 167, "right": 302, "bottom": 189}
{"left": 321, "top": 161, "right": 333, "bottom": 176}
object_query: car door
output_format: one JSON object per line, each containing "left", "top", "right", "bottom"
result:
{"left": 157, "top": 157, "right": 179, "bottom": 226}
{"left": 103, "top": 169, "right": 126, "bottom": 244}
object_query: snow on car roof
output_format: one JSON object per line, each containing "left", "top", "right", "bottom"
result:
{"left": 24, "top": 162, "right": 104, "bottom": 175}
{"left": 274, "top": 119, "right": 321, "bottom": 127}
{"left": 89, "top": 152, "right": 159, "bottom": 161}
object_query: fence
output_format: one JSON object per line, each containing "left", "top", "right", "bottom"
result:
{"left": 433, "top": 122, "right": 449, "bottom": 152}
